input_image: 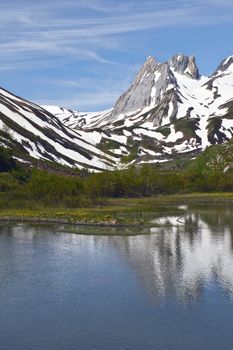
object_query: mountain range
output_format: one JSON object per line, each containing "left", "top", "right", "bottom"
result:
{"left": 0, "top": 53, "right": 233, "bottom": 171}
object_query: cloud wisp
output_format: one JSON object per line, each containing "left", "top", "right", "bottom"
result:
{"left": 0, "top": 0, "right": 232, "bottom": 111}
{"left": 0, "top": 0, "right": 232, "bottom": 70}
{"left": 35, "top": 75, "right": 133, "bottom": 110}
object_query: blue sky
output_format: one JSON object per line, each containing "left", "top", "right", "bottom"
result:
{"left": 0, "top": 0, "right": 232, "bottom": 111}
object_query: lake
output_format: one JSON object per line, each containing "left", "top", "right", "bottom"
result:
{"left": 1, "top": 205, "right": 233, "bottom": 349}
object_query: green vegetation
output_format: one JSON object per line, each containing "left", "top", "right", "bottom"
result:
{"left": 156, "top": 126, "right": 171, "bottom": 137}
{"left": 1, "top": 142, "right": 233, "bottom": 225}
{"left": 98, "top": 138, "right": 122, "bottom": 153}
{"left": 174, "top": 117, "right": 200, "bottom": 141}
{"left": 187, "top": 139, "right": 233, "bottom": 173}
{"left": 0, "top": 146, "right": 16, "bottom": 172}
{"left": 1, "top": 193, "right": 233, "bottom": 227}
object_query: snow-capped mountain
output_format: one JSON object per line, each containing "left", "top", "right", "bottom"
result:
{"left": 44, "top": 54, "right": 233, "bottom": 165}
{"left": 0, "top": 53, "right": 232, "bottom": 170}
{"left": 0, "top": 87, "right": 116, "bottom": 171}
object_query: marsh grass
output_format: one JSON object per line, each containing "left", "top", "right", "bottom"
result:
{"left": 1, "top": 193, "right": 233, "bottom": 227}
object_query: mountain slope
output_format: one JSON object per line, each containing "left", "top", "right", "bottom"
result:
{"left": 0, "top": 87, "right": 116, "bottom": 171}
{"left": 46, "top": 54, "right": 233, "bottom": 166}
{"left": 1, "top": 53, "right": 232, "bottom": 171}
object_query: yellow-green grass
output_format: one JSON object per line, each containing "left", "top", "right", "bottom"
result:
{"left": 1, "top": 193, "right": 233, "bottom": 226}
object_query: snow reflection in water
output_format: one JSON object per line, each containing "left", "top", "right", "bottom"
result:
{"left": 1, "top": 207, "right": 233, "bottom": 350}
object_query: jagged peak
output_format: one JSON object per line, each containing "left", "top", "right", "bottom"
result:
{"left": 133, "top": 56, "right": 158, "bottom": 85}
{"left": 146, "top": 55, "right": 156, "bottom": 62}
{"left": 214, "top": 55, "right": 233, "bottom": 75}
{"left": 223, "top": 55, "right": 233, "bottom": 63}
{"left": 168, "top": 54, "right": 200, "bottom": 79}
{"left": 133, "top": 53, "right": 201, "bottom": 84}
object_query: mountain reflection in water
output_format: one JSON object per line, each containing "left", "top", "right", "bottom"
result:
{"left": 1, "top": 206, "right": 233, "bottom": 304}
{"left": 110, "top": 210, "right": 233, "bottom": 302}
{"left": 1, "top": 206, "right": 233, "bottom": 350}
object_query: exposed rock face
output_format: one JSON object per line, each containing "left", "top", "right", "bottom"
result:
{"left": 133, "top": 56, "right": 158, "bottom": 85}
{"left": 213, "top": 56, "right": 233, "bottom": 75}
{"left": 110, "top": 56, "right": 159, "bottom": 118}
{"left": 110, "top": 57, "right": 179, "bottom": 119}
{"left": 168, "top": 54, "right": 200, "bottom": 79}
{"left": 110, "top": 54, "right": 201, "bottom": 119}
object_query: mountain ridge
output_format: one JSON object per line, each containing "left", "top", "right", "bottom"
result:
{"left": 0, "top": 86, "right": 116, "bottom": 171}
{"left": 0, "top": 52, "right": 233, "bottom": 171}
{"left": 44, "top": 53, "right": 233, "bottom": 167}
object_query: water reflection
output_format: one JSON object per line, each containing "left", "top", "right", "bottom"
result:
{"left": 106, "top": 209, "right": 233, "bottom": 302}
{"left": 1, "top": 209, "right": 233, "bottom": 350}
{"left": 1, "top": 207, "right": 233, "bottom": 305}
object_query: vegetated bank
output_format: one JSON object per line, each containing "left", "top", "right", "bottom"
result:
{"left": 1, "top": 144, "right": 233, "bottom": 226}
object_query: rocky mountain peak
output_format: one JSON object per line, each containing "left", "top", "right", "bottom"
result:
{"left": 133, "top": 56, "right": 158, "bottom": 85}
{"left": 215, "top": 55, "right": 233, "bottom": 74}
{"left": 168, "top": 54, "right": 200, "bottom": 79}
{"left": 109, "top": 56, "right": 176, "bottom": 118}
{"left": 3, "top": 51, "right": 233, "bottom": 170}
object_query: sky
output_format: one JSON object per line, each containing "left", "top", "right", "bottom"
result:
{"left": 0, "top": 0, "right": 232, "bottom": 111}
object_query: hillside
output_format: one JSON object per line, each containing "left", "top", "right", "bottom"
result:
{"left": 0, "top": 87, "right": 115, "bottom": 171}
{"left": 0, "top": 53, "right": 232, "bottom": 171}
{"left": 44, "top": 54, "right": 233, "bottom": 167}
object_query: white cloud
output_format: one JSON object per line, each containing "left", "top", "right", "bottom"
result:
{"left": 0, "top": 0, "right": 232, "bottom": 110}
{"left": 38, "top": 91, "right": 117, "bottom": 110}
{"left": 35, "top": 74, "right": 133, "bottom": 110}
{"left": 0, "top": 0, "right": 232, "bottom": 72}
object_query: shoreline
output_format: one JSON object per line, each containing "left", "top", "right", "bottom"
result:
{"left": 0, "top": 216, "right": 137, "bottom": 228}
{"left": 1, "top": 193, "right": 233, "bottom": 229}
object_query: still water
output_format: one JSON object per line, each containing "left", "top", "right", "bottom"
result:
{"left": 1, "top": 206, "right": 233, "bottom": 349}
